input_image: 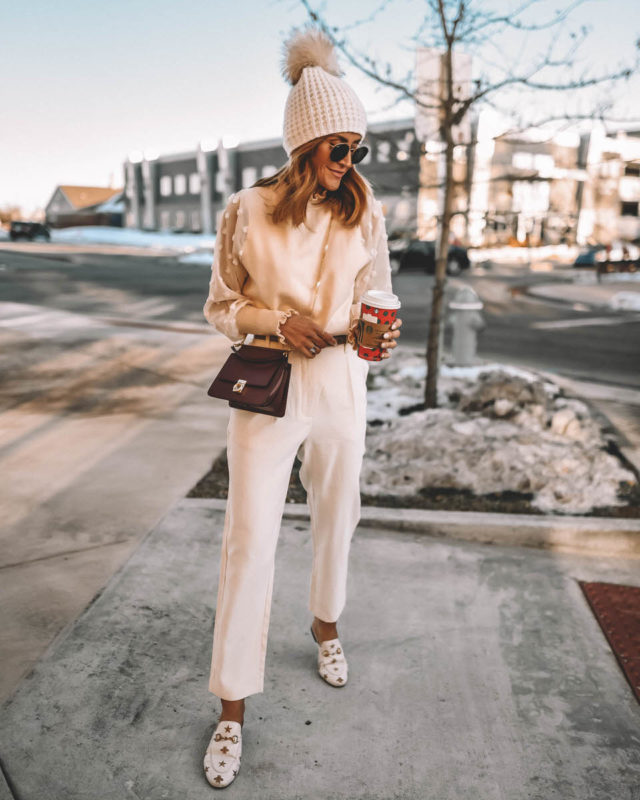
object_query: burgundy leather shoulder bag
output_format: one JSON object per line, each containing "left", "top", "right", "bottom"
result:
{"left": 207, "top": 344, "right": 291, "bottom": 418}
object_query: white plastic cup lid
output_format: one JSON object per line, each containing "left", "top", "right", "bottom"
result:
{"left": 360, "top": 290, "right": 401, "bottom": 310}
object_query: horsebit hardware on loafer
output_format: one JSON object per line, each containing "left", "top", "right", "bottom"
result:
{"left": 214, "top": 732, "right": 240, "bottom": 744}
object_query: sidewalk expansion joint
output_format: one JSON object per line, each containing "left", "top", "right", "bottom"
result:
{"left": 0, "top": 538, "right": 136, "bottom": 572}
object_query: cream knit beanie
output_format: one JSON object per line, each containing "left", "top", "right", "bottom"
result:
{"left": 281, "top": 26, "right": 367, "bottom": 157}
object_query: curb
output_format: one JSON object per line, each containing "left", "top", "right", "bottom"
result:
{"left": 187, "top": 498, "right": 640, "bottom": 558}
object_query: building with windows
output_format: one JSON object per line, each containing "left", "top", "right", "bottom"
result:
{"left": 123, "top": 115, "right": 640, "bottom": 247}
{"left": 417, "top": 113, "right": 640, "bottom": 247}
{"left": 123, "top": 118, "right": 420, "bottom": 235}
{"left": 575, "top": 127, "right": 640, "bottom": 245}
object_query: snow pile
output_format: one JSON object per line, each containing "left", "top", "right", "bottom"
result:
{"left": 51, "top": 225, "right": 216, "bottom": 253}
{"left": 468, "top": 244, "right": 578, "bottom": 265}
{"left": 609, "top": 291, "right": 640, "bottom": 311}
{"left": 362, "top": 350, "right": 636, "bottom": 514}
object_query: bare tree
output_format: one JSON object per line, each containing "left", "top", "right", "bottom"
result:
{"left": 299, "top": 0, "right": 639, "bottom": 407}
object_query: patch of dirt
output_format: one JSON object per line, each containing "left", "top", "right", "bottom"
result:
{"left": 187, "top": 449, "right": 640, "bottom": 518}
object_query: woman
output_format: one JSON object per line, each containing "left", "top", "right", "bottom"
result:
{"left": 202, "top": 26, "right": 402, "bottom": 789}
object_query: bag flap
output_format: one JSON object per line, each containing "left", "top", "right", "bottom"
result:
{"left": 217, "top": 354, "right": 285, "bottom": 389}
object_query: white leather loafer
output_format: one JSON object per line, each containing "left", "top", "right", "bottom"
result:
{"left": 203, "top": 720, "right": 242, "bottom": 789}
{"left": 310, "top": 625, "right": 348, "bottom": 687}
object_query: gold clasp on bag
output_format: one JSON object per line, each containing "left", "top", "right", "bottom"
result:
{"left": 232, "top": 379, "right": 247, "bottom": 393}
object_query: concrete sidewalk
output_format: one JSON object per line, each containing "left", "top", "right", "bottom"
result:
{"left": 1, "top": 499, "right": 639, "bottom": 800}
{"left": 526, "top": 275, "right": 640, "bottom": 310}
{"left": 0, "top": 321, "right": 232, "bottom": 704}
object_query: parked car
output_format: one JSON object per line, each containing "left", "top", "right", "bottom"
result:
{"left": 9, "top": 221, "right": 51, "bottom": 241}
{"left": 573, "top": 242, "right": 639, "bottom": 271}
{"left": 389, "top": 235, "right": 470, "bottom": 275}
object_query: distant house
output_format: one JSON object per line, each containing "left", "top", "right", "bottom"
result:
{"left": 45, "top": 185, "right": 124, "bottom": 228}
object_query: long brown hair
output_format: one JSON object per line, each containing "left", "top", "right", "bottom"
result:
{"left": 253, "top": 135, "right": 372, "bottom": 228}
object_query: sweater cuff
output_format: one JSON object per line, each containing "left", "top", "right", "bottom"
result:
{"left": 275, "top": 308, "right": 300, "bottom": 345}
{"left": 235, "top": 306, "right": 290, "bottom": 337}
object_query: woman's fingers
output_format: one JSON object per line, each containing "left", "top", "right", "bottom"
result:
{"left": 301, "top": 337, "right": 324, "bottom": 358}
{"left": 311, "top": 335, "right": 329, "bottom": 349}
{"left": 381, "top": 317, "right": 402, "bottom": 357}
{"left": 317, "top": 329, "right": 337, "bottom": 347}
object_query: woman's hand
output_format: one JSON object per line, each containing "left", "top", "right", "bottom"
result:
{"left": 380, "top": 317, "right": 402, "bottom": 359}
{"left": 279, "top": 314, "right": 336, "bottom": 358}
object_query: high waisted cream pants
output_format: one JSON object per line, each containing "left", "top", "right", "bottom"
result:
{"left": 208, "top": 344, "right": 369, "bottom": 700}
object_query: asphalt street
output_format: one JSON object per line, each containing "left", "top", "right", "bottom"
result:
{"left": 1, "top": 245, "right": 638, "bottom": 387}
{"left": 392, "top": 268, "right": 640, "bottom": 389}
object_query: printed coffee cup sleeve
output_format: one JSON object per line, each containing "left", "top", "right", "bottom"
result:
{"left": 357, "top": 318, "right": 391, "bottom": 349}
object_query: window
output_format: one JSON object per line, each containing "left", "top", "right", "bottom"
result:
{"left": 174, "top": 174, "right": 186, "bottom": 195}
{"left": 242, "top": 166, "right": 257, "bottom": 188}
{"left": 396, "top": 131, "right": 415, "bottom": 161}
{"left": 189, "top": 173, "right": 201, "bottom": 194}
{"left": 512, "top": 152, "right": 533, "bottom": 170}
{"left": 376, "top": 141, "right": 391, "bottom": 163}
{"left": 215, "top": 172, "right": 226, "bottom": 193}
{"left": 175, "top": 210, "right": 186, "bottom": 229}
{"left": 600, "top": 160, "right": 620, "bottom": 178}
{"left": 534, "top": 154, "right": 554, "bottom": 178}
{"left": 160, "top": 210, "right": 171, "bottom": 230}
{"left": 624, "top": 164, "right": 640, "bottom": 177}
{"left": 160, "top": 175, "right": 172, "bottom": 197}
{"left": 191, "top": 210, "right": 201, "bottom": 231}
{"left": 621, "top": 201, "right": 639, "bottom": 217}
{"left": 261, "top": 165, "right": 277, "bottom": 178}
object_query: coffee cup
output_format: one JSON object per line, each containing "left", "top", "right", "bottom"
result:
{"left": 356, "top": 290, "right": 401, "bottom": 361}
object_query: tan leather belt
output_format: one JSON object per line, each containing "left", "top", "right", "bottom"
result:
{"left": 248, "top": 334, "right": 348, "bottom": 351}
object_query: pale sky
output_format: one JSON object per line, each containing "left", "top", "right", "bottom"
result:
{"left": 2, "top": 0, "right": 638, "bottom": 215}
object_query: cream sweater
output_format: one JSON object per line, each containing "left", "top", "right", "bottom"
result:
{"left": 203, "top": 185, "right": 392, "bottom": 344}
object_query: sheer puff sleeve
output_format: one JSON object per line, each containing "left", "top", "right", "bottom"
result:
{"left": 349, "top": 198, "right": 393, "bottom": 329}
{"left": 203, "top": 190, "right": 294, "bottom": 344}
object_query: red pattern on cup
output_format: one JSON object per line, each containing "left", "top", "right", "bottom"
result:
{"left": 357, "top": 291, "right": 401, "bottom": 361}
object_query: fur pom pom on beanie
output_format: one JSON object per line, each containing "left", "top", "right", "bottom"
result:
{"left": 281, "top": 25, "right": 367, "bottom": 156}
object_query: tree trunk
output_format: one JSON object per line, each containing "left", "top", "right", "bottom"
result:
{"left": 424, "top": 47, "right": 455, "bottom": 408}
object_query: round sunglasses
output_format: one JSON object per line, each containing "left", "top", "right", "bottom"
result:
{"left": 329, "top": 142, "right": 369, "bottom": 165}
